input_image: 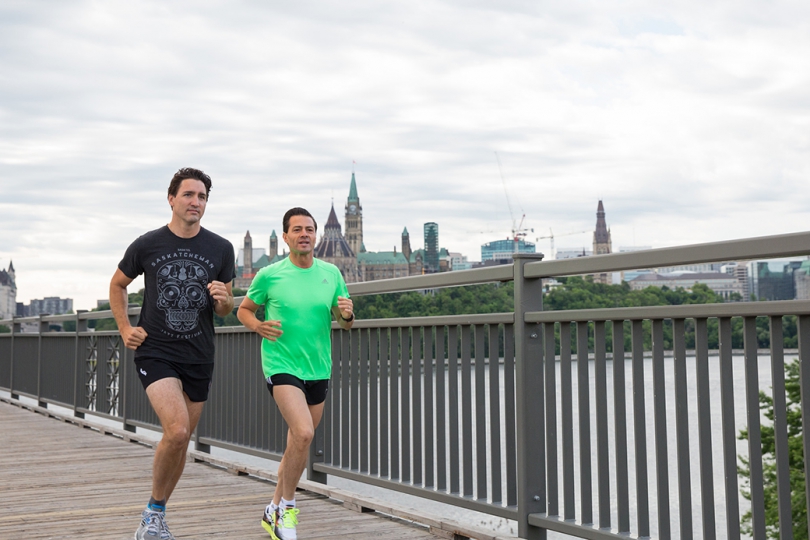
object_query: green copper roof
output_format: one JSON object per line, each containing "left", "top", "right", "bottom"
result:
{"left": 402, "top": 227, "right": 409, "bottom": 235}
{"left": 348, "top": 172, "right": 359, "bottom": 202}
{"left": 358, "top": 251, "right": 409, "bottom": 265}
{"left": 270, "top": 230, "right": 276, "bottom": 238}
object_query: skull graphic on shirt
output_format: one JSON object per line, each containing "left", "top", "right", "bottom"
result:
{"left": 156, "top": 260, "right": 209, "bottom": 332}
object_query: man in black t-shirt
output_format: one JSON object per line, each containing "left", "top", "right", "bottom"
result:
{"left": 110, "top": 168, "right": 235, "bottom": 540}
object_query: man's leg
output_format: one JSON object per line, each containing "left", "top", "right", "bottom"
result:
{"left": 272, "top": 385, "right": 325, "bottom": 504}
{"left": 146, "top": 377, "right": 204, "bottom": 502}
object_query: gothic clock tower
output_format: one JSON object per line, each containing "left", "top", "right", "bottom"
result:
{"left": 344, "top": 172, "right": 363, "bottom": 255}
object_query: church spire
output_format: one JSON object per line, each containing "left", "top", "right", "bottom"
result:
{"left": 348, "top": 172, "right": 359, "bottom": 203}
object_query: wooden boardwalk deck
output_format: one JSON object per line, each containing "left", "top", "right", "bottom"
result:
{"left": 0, "top": 399, "right": 501, "bottom": 540}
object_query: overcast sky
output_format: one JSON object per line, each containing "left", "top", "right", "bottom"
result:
{"left": 1, "top": 1, "right": 808, "bottom": 311}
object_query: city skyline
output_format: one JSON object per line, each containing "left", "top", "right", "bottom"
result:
{"left": 1, "top": 2, "right": 808, "bottom": 310}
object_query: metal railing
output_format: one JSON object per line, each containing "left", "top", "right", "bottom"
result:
{"left": 2, "top": 230, "right": 810, "bottom": 540}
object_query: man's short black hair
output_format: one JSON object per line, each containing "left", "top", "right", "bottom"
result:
{"left": 168, "top": 168, "right": 212, "bottom": 197}
{"left": 283, "top": 207, "right": 317, "bottom": 233}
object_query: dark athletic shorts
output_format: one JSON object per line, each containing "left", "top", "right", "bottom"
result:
{"left": 134, "top": 357, "right": 215, "bottom": 403}
{"left": 266, "top": 373, "right": 329, "bottom": 405}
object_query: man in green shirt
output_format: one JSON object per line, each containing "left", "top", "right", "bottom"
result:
{"left": 238, "top": 207, "right": 354, "bottom": 540}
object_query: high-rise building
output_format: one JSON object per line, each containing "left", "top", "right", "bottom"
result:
{"left": 481, "top": 238, "right": 536, "bottom": 261}
{"left": 424, "top": 222, "right": 439, "bottom": 273}
{"left": 24, "top": 296, "right": 73, "bottom": 317}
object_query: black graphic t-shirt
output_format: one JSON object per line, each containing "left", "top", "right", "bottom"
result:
{"left": 118, "top": 226, "right": 235, "bottom": 364}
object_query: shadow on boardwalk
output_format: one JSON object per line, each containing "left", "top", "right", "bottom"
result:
{"left": 0, "top": 399, "right": 477, "bottom": 540}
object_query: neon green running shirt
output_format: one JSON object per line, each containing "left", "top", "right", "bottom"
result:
{"left": 246, "top": 257, "right": 349, "bottom": 380}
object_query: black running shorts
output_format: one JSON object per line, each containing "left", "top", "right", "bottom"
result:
{"left": 266, "top": 373, "right": 329, "bottom": 405}
{"left": 134, "top": 357, "right": 215, "bottom": 403}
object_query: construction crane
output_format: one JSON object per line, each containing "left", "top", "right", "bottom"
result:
{"left": 536, "top": 228, "right": 589, "bottom": 260}
{"left": 495, "top": 152, "right": 533, "bottom": 253}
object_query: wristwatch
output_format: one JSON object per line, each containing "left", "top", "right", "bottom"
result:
{"left": 341, "top": 312, "right": 355, "bottom": 322}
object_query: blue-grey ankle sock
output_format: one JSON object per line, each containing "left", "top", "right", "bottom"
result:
{"left": 147, "top": 497, "right": 166, "bottom": 513}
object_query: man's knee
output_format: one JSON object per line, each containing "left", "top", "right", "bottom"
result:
{"left": 162, "top": 421, "right": 192, "bottom": 448}
{"left": 290, "top": 425, "right": 314, "bottom": 446}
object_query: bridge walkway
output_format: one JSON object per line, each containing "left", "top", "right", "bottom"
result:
{"left": 0, "top": 399, "right": 481, "bottom": 540}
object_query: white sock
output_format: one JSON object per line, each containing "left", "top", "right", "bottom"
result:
{"left": 280, "top": 497, "right": 296, "bottom": 509}
{"left": 266, "top": 503, "right": 278, "bottom": 518}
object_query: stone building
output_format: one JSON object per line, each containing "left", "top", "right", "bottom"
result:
{"left": 314, "top": 204, "right": 360, "bottom": 283}
{"left": 0, "top": 261, "right": 16, "bottom": 320}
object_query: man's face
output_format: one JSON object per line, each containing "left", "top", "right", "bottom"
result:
{"left": 168, "top": 179, "right": 207, "bottom": 225}
{"left": 284, "top": 215, "right": 316, "bottom": 255}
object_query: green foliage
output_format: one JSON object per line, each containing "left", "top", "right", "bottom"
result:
{"left": 353, "top": 282, "right": 515, "bottom": 320}
{"left": 0, "top": 324, "right": 9, "bottom": 333}
{"left": 738, "top": 359, "right": 807, "bottom": 539}
{"left": 90, "top": 289, "right": 144, "bottom": 331}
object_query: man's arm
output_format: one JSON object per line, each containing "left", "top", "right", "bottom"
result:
{"left": 333, "top": 296, "right": 354, "bottom": 331}
{"left": 109, "top": 268, "right": 147, "bottom": 350}
{"left": 208, "top": 280, "right": 234, "bottom": 317}
{"left": 236, "top": 297, "right": 283, "bottom": 340}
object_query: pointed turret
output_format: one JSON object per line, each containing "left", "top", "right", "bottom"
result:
{"left": 592, "top": 200, "right": 612, "bottom": 260}
{"left": 269, "top": 230, "right": 278, "bottom": 260}
{"left": 243, "top": 231, "right": 253, "bottom": 276}
{"left": 348, "top": 172, "right": 359, "bottom": 202}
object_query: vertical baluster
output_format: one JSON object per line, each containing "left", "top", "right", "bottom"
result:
{"left": 544, "top": 322, "right": 558, "bottom": 517}
{"left": 718, "top": 317, "right": 740, "bottom": 539}
{"left": 370, "top": 328, "right": 379, "bottom": 476}
{"left": 770, "top": 316, "right": 793, "bottom": 539}
{"left": 424, "top": 326, "right": 435, "bottom": 489}
{"left": 436, "top": 326, "right": 447, "bottom": 492}
{"left": 504, "top": 324, "right": 517, "bottom": 507}
{"left": 461, "top": 324, "right": 474, "bottom": 497}
{"left": 341, "top": 327, "right": 351, "bottom": 469}
{"left": 612, "top": 320, "right": 630, "bottom": 533}
{"left": 360, "top": 328, "right": 369, "bottom": 474}
{"left": 576, "top": 321, "right": 592, "bottom": 524}
{"left": 489, "top": 323, "right": 502, "bottom": 504}
{"left": 560, "top": 322, "right": 575, "bottom": 520}
{"left": 743, "top": 317, "right": 765, "bottom": 538}
{"left": 413, "top": 326, "right": 423, "bottom": 486}
{"left": 673, "top": 318, "right": 692, "bottom": 537}
{"left": 448, "top": 325, "right": 460, "bottom": 494}
{"left": 350, "top": 328, "right": 360, "bottom": 471}
{"left": 380, "top": 328, "right": 390, "bottom": 479}
{"left": 390, "top": 328, "right": 400, "bottom": 480}
{"left": 594, "top": 321, "right": 610, "bottom": 529}
{"left": 652, "top": 319, "right": 671, "bottom": 539}
{"left": 401, "top": 327, "right": 411, "bottom": 483}
{"left": 695, "top": 318, "right": 716, "bottom": 539}
{"left": 632, "top": 319, "right": 650, "bottom": 537}
{"left": 475, "top": 324, "right": 488, "bottom": 500}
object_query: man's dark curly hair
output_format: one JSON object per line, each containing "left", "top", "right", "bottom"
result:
{"left": 168, "top": 168, "right": 212, "bottom": 197}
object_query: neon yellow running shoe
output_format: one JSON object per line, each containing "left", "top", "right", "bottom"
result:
{"left": 274, "top": 507, "right": 299, "bottom": 540}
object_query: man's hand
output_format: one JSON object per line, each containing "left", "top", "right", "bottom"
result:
{"left": 121, "top": 325, "right": 148, "bottom": 350}
{"left": 255, "top": 320, "right": 283, "bottom": 341}
{"left": 208, "top": 280, "right": 229, "bottom": 305}
{"left": 337, "top": 296, "right": 353, "bottom": 321}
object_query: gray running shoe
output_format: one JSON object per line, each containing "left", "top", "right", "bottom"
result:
{"left": 134, "top": 509, "right": 162, "bottom": 540}
{"left": 157, "top": 512, "right": 175, "bottom": 540}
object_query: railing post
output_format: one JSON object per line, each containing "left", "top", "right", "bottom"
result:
{"left": 10, "top": 318, "right": 20, "bottom": 400}
{"left": 308, "top": 424, "right": 327, "bottom": 484}
{"left": 74, "top": 310, "right": 87, "bottom": 418}
{"left": 123, "top": 307, "right": 139, "bottom": 432}
{"left": 513, "top": 253, "right": 545, "bottom": 540}
{"left": 37, "top": 314, "right": 49, "bottom": 408}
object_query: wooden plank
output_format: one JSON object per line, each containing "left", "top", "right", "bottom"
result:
{"left": 0, "top": 402, "right": 443, "bottom": 540}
